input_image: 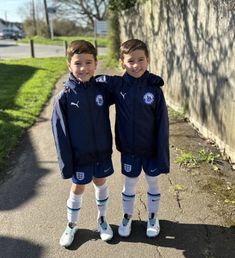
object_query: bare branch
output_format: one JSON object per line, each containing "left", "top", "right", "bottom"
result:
{"left": 52, "top": 0, "right": 108, "bottom": 27}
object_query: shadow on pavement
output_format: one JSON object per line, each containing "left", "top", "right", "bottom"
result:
{"left": 62, "top": 220, "right": 235, "bottom": 257}
{"left": 0, "top": 63, "right": 38, "bottom": 180}
{"left": 67, "top": 229, "right": 100, "bottom": 250}
{"left": 0, "top": 133, "right": 49, "bottom": 211}
{"left": 0, "top": 236, "right": 43, "bottom": 258}
{"left": 109, "top": 220, "right": 235, "bottom": 258}
{"left": 0, "top": 43, "right": 17, "bottom": 47}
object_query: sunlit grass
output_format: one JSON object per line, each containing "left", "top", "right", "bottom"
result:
{"left": 0, "top": 57, "right": 67, "bottom": 173}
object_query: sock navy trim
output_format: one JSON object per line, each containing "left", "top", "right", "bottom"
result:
{"left": 67, "top": 206, "right": 80, "bottom": 211}
{"left": 96, "top": 197, "right": 109, "bottom": 203}
{"left": 122, "top": 192, "right": 135, "bottom": 198}
{"left": 147, "top": 192, "right": 161, "bottom": 197}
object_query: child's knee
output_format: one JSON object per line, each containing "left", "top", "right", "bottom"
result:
{"left": 71, "top": 183, "right": 85, "bottom": 195}
{"left": 93, "top": 177, "right": 106, "bottom": 186}
{"left": 123, "top": 176, "right": 138, "bottom": 195}
{"left": 145, "top": 174, "right": 160, "bottom": 193}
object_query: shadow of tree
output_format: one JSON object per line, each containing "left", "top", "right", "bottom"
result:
{"left": 120, "top": 0, "right": 235, "bottom": 148}
{"left": 159, "top": 0, "right": 234, "bottom": 138}
{"left": 0, "top": 42, "right": 17, "bottom": 47}
{"left": 0, "top": 63, "right": 38, "bottom": 109}
{"left": 0, "top": 133, "right": 48, "bottom": 210}
{"left": 0, "top": 63, "right": 41, "bottom": 173}
{"left": 0, "top": 236, "right": 43, "bottom": 258}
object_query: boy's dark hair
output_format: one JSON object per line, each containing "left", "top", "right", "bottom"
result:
{"left": 120, "top": 39, "right": 149, "bottom": 60}
{"left": 67, "top": 40, "right": 97, "bottom": 62}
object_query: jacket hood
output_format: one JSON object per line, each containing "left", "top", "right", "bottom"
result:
{"left": 123, "top": 71, "right": 164, "bottom": 87}
{"left": 64, "top": 73, "right": 95, "bottom": 90}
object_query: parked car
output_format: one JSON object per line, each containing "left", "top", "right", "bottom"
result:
{"left": 16, "top": 30, "right": 25, "bottom": 39}
{"left": 0, "top": 29, "right": 24, "bottom": 40}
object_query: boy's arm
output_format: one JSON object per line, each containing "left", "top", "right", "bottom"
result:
{"left": 95, "top": 74, "right": 117, "bottom": 93}
{"left": 107, "top": 90, "right": 115, "bottom": 106}
{"left": 155, "top": 88, "right": 170, "bottom": 173}
{"left": 148, "top": 73, "right": 164, "bottom": 87}
{"left": 51, "top": 92, "right": 74, "bottom": 179}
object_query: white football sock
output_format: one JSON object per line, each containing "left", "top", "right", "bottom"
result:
{"left": 122, "top": 176, "right": 138, "bottom": 216}
{"left": 145, "top": 174, "right": 161, "bottom": 218}
{"left": 93, "top": 183, "right": 109, "bottom": 220}
{"left": 66, "top": 191, "right": 83, "bottom": 224}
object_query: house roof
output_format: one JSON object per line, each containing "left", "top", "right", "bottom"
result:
{"left": 0, "top": 18, "right": 23, "bottom": 30}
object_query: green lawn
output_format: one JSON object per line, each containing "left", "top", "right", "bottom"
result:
{"left": 19, "top": 36, "right": 108, "bottom": 47}
{"left": 0, "top": 57, "right": 67, "bottom": 174}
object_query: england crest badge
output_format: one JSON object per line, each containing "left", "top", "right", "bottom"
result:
{"left": 76, "top": 171, "right": 85, "bottom": 181}
{"left": 124, "top": 163, "right": 132, "bottom": 173}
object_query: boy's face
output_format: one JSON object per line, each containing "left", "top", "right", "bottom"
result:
{"left": 67, "top": 53, "right": 97, "bottom": 82}
{"left": 121, "top": 49, "right": 149, "bottom": 78}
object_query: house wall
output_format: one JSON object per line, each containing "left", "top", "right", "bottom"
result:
{"left": 119, "top": 0, "right": 235, "bottom": 163}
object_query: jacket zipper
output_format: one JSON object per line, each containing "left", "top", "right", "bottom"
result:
{"left": 87, "top": 87, "right": 98, "bottom": 159}
{"left": 132, "top": 86, "right": 137, "bottom": 153}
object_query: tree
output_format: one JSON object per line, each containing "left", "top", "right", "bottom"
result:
{"left": 52, "top": 0, "right": 108, "bottom": 28}
{"left": 108, "top": 0, "right": 137, "bottom": 12}
{"left": 107, "top": 0, "right": 138, "bottom": 61}
{"left": 107, "top": 10, "right": 120, "bottom": 61}
{"left": 53, "top": 19, "right": 88, "bottom": 36}
{"left": 43, "top": 0, "right": 50, "bottom": 37}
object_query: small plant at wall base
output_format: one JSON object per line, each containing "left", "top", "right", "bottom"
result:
{"left": 176, "top": 149, "right": 220, "bottom": 168}
{"left": 168, "top": 108, "right": 185, "bottom": 120}
{"left": 176, "top": 151, "right": 198, "bottom": 167}
{"left": 197, "top": 149, "right": 220, "bottom": 164}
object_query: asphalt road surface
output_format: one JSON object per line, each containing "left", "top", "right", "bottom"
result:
{"left": 0, "top": 39, "right": 106, "bottom": 59}
{"left": 0, "top": 66, "right": 234, "bottom": 258}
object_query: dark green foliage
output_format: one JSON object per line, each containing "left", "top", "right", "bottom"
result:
{"left": 107, "top": 0, "right": 140, "bottom": 61}
{"left": 109, "top": 0, "right": 137, "bottom": 12}
{"left": 107, "top": 11, "right": 120, "bottom": 61}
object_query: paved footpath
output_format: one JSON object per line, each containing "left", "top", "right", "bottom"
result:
{"left": 0, "top": 68, "right": 234, "bottom": 258}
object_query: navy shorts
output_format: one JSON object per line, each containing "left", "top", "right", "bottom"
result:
{"left": 121, "top": 153, "right": 160, "bottom": 177}
{"left": 72, "top": 158, "right": 114, "bottom": 185}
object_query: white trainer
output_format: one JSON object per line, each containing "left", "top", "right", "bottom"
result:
{"left": 118, "top": 214, "right": 132, "bottom": 237}
{"left": 59, "top": 223, "right": 79, "bottom": 247}
{"left": 146, "top": 217, "right": 160, "bottom": 238}
{"left": 98, "top": 216, "right": 113, "bottom": 241}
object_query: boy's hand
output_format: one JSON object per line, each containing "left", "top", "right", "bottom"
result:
{"left": 148, "top": 73, "right": 164, "bottom": 87}
{"left": 95, "top": 74, "right": 107, "bottom": 83}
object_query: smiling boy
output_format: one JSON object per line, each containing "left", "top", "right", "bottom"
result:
{"left": 96, "top": 39, "right": 170, "bottom": 238}
{"left": 51, "top": 40, "right": 114, "bottom": 247}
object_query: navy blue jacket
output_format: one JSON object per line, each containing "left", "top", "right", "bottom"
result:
{"left": 51, "top": 73, "right": 113, "bottom": 179}
{"left": 96, "top": 71, "right": 169, "bottom": 174}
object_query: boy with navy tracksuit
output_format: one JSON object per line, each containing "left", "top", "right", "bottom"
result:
{"left": 96, "top": 39, "right": 169, "bottom": 238}
{"left": 51, "top": 40, "right": 114, "bottom": 247}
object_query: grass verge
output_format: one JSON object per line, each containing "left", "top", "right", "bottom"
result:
{"left": 19, "top": 36, "right": 108, "bottom": 47}
{"left": 0, "top": 57, "right": 67, "bottom": 175}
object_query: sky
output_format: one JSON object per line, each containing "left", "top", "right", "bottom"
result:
{"left": 0, "top": 0, "right": 53, "bottom": 23}
{"left": 0, "top": 0, "right": 29, "bottom": 23}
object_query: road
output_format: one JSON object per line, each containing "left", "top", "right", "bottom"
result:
{"left": 0, "top": 39, "right": 106, "bottom": 59}
{"left": 0, "top": 64, "right": 234, "bottom": 258}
